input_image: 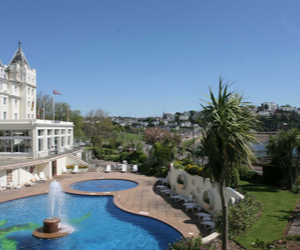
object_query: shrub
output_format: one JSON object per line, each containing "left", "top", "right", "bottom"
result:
{"left": 226, "top": 165, "right": 240, "bottom": 189}
{"left": 181, "top": 157, "right": 194, "bottom": 166}
{"left": 238, "top": 165, "right": 261, "bottom": 183}
{"left": 185, "top": 164, "right": 203, "bottom": 176}
{"left": 214, "top": 193, "right": 262, "bottom": 238}
{"left": 119, "top": 152, "right": 130, "bottom": 162}
{"left": 138, "top": 154, "right": 147, "bottom": 164}
{"left": 66, "top": 165, "right": 88, "bottom": 169}
{"left": 174, "top": 161, "right": 184, "bottom": 169}
{"left": 125, "top": 151, "right": 146, "bottom": 164}
{"left": 93, "top": 146, "right": 102, "bottom": 159}
{"left": 167, "top": 236, "right": 215, "bottom": 250}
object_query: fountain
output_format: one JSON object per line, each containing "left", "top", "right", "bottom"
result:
{"left": 33, "top": 180, "right": 72, "bottom": 239}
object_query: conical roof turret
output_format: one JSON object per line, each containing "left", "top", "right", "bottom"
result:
{"left": 8, "top": 41, "right": 31, "bottom": 69}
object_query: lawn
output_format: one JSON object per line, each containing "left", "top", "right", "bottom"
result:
{"left": 102, "top": 133, "right": 143, "bottom": 143}
{"left": 235, "top": 181, "right": 299, "bottom": 248}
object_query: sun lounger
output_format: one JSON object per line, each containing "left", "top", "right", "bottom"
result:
{"left": 132, "top": 165, "right": 138, "bottom": 172}
{"left": 72, "top": 165, "right": 79, "bottom": 174}
{"left": 121, "top": 164, "right": 127, "bottom": 173}
{"left": 105, "top": 165, "right": 111, "bottom": 173}
{"left": 201, "top": 221, "right": 215, "bottom": 232}
{"left": 34, "top": 174, "right": 44, "bottom": 183}
{"left": 171, "top": 195, "right": 185, "bottom": 202}
{"left": 156, "top": 185, "right": 169, "bottom": 190}
{"left": 0, "top": 180, "right": 6, "bottom": 190}
{"left": 62, "top": 166, "right": 67, "bottom": 174}
{"left": 39, "top": 172, "right": 47, "bottom": 181}
{"left": 183, "top": 203, "right": 202, "bottom": 212}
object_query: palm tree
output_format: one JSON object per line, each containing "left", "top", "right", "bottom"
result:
{"left": 200, "top": 79, "right": 258, "bottom": 250}
{"left": 266, "top": 128, "right": 300, "bottom": 189}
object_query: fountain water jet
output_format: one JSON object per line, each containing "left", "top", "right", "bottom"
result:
{"left": 33, "top": 180, "right": 72, "bottom": 238}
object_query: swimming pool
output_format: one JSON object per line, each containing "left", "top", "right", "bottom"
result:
{"left": 70, "top": 179, "right": 138, "bottom": 192}
{"left": 0, "top": 194, "right": 181, "bottom": 250}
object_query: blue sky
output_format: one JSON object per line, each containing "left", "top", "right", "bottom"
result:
{"left": 1, "top": 0, "right": 300, "bottom": 117}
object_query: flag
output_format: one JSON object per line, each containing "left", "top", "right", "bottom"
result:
{"left": 31, "top": 101, "right": 34, "bottom": 111}
{"left": 53, "top": 90, "right": 61, "bottom": 95}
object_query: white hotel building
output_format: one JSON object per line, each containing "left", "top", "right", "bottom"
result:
{"left": 0, "top": 43, "right": 87, "bottom": 188}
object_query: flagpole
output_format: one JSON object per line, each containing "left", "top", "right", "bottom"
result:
{"left": 53, "top": 87, "right": 55, "bottom": 122}
{"left": 43, "top": 101, "right": 45, "bottom": 120}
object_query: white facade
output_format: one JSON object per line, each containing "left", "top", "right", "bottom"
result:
{"left": 0, "top": 43, "right": 74, "bottom": 158}
{"left": 0, "top": 43, "right": 82, "bottom": 187}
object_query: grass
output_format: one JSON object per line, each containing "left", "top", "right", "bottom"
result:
{"left": 102, "top": 133, "right": 143, "bottom": 143}
{"left": 235, "top": 181, "right": 299, "bottom": 248}
{"left": 182, "top": 137, "right": 199, "bottom": 147}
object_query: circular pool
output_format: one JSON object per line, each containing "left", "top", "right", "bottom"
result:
{"left": 70, "top": 179, "right": 138, "bottom": 192}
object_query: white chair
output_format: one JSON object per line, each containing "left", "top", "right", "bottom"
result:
{"left": 62, "top": 166, "right": 67, "bottom": 174}
{"left": 122, "top": 160, "right": 128, "bottom": 165}
{"left": 200, "top": 216, "right": 213, "bottom": 222}
{"left": 0, "top": 180, "right": 6, "bottom": 190}
{"left": 196, "top": 210, "right": 217, "bottom": 221}
{"left": 39, "top": 172, "right": 47, "bottom": 181}
{"left": 34, "top": 174, "right": 44, "bottom": 183}
{"left": 183, "top": 203, "right": 202, "bottom": 212}
{"left": 72, "top": 165, "right": 79, "bottom": 174}
{"left": 201, "top": 221, "right": 215, "bottom": 232}
{"left": 156, "top": 185, "right": 169, "bottom": 191}
{"left": 171, "top": 195, "right": 185, "bottom": 202}
{"left": 162, "top": 190, "right": 177, "bottom": 196}
{"left": 121, "top": 164, "right": 127, "bottom": 173}
{"left": 6, "top": 181, "right": 14, "bottom": 189}
{"left": 183, "top": 195, "right": 193, "bottom": 203}
{"left": 105, "top": 165, "right": 111, "bottom": 173}
{"left": 132, "top": 165, "right": 138, "bottom": 172}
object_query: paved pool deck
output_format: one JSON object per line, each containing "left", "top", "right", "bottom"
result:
{"left": 0, "top": 170, "right": 209, "bottom": 238}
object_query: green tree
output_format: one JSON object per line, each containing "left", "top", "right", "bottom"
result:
{"left": 83, "top": 109, "right": 114, "bottom": 138}
{"left": 266, "top": 128, "right": 300, "bottom": 189}
{"left": 70, "top": 110, "right": 85, "bottom": 141}
{"left": 200, "top": 79, "right": 258, "bottom": 250}
{"left": 109, "top": 136, "right": 118, "bottom": 149}
{"left": 91, "top": 135, "right": 102, "bottom": 147}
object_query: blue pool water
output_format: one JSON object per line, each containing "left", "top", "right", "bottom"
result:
{"left": 0, "top": 194, "right": 181, "bottom": 250}
{"left": 70, "top": 179, "right": 138, "bottom": 192}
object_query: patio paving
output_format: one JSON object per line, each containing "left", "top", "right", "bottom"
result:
{"left": 0, "top": 169, "right": 209, "bottom": 238}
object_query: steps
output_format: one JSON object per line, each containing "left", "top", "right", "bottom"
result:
{"left": 67, "top": 153, "right": 89, "bottom": 167}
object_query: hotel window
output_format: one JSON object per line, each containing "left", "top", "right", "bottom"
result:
{"left": 38, "top": 138, "right": 43, "bottom": 151}
{"left": 47, "top": 130, "right": 52, "bottom": 135}
{"left": 38, "top": 130, "right": 44, "bottom": 136}
{"left": 28, "top": 88, "right": 30, "bottom": 94}
{"left": 28, "top": 101, "right": 30, "bottom": 108}
{"left": 14, "top": 100, "right": 17, "bottom": 107}
{"left": 31, "top": 89, "right": 34, "bottom": 95}
{"left": 3, "top": 97, "right": 7, "bottom": 105}
{"left": 47, "top": 138, "right": 52, "bottom": 149}
{"left": 61, "top": 129, "right": 65, "bottom": 134}
{"left": 28, "top": 114, "right": 30, "bottom": 119}
{"left": 15, "top": 86, "right": 17, "bottom": 93}
{"left": 54, "top": 129, "right": 59, "bottom": 135}
{"left": 14, "top": 113, "right": 17, "bottom": 119}
{"left": 3, "top": 112, "right": 7, "bottom": 119}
